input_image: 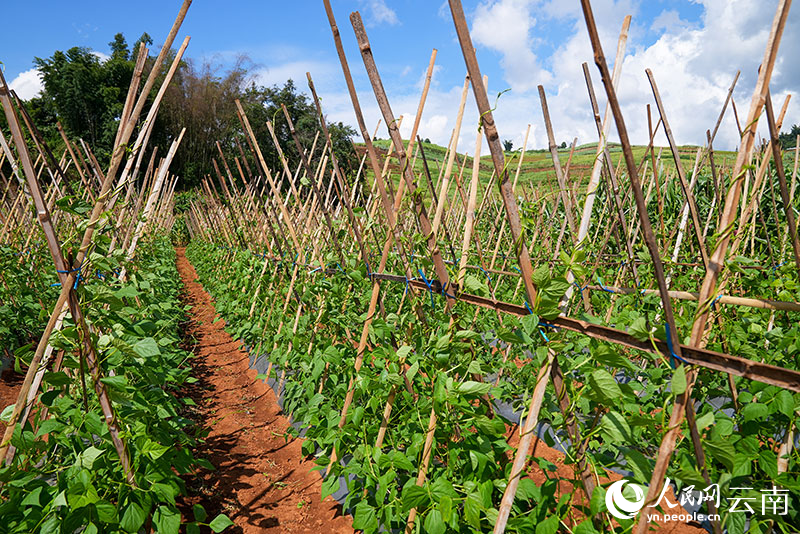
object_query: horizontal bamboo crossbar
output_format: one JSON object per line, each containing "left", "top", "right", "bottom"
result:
{"left": 364, "top": 272, "right": 800, "bottom": 392}
{"left": 587, "top": 284, "right": 800, "bottom": 312}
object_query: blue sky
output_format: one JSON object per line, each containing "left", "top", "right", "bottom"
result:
{"left": 2, "top": 1, "right": 798, "bottom": 153}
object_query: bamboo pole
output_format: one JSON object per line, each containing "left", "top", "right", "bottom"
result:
{"left": 634, "top": 2, "right": 792, "bottom": 531}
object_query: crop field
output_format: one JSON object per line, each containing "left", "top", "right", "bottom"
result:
{"left": 1, "top": 1, "right": 799, "bottom": 534}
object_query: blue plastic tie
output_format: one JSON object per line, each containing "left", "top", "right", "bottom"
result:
{"left": 441, "top": 281, "right": 457, "bottom": 300}
{"left": 538, "top": 328, "right": 550, "bottom": 342}
{"left": 710, "top": 294, "right": 723, "bottom": 310}
{"left": 597, "top": 277, "right": 615, "bottom": 293}
{"left": 55, "top": 263, "right": 85, "bottom": 289}
{"left": 664, "top": 323, "right": 690, "bottom": 368}
{"left": 538, "top": 320, "right": 560, "bottom": 331}
{"left": 523, "top": 301, "right": 533, "bottom": 314}
{"left": 479, "top": 266, "right": 492, "bottom": 283}
{"left": 573, "top": 280, "right": 587, "bottom": 294}
{"left": 418, "top": 269, "right": 435, "bottom": 307}
{"left": 772, "top": 261, "right": 786, "bottom": 279}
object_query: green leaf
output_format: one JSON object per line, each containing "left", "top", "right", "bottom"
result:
{"left": 758, "top": 449, "right": 778, "bottom": 480}
{"left": 154, "top": 506, "right": 180, "bottom": 534}
{"left": 351, "top": 502, "right": 378, "bottom": 532}
{"left": 133, "top": 337, "right": 160, "bottom": 358}
{"left": 40, "top": 389, "right": 60, "bottom": 406}
{"left": 516, "top": 479, "right": 540, "bottom": 502}
{"left": 52, "top": 490, "right": 68, "bottom": 508}
{"left": 536, "top": 515, "right": 559, "bottom": 534}
{"left": 520, "top": 314, "right": 539, "bottom": 336}
{"left": 406, "top": 362, "right": 419, "bottom": 382}
{"left": 463, "top": 273, "right": 489, "bottom": 296}
{"left": 120, "top": 502, "right": 147, "bottom": 533}
{"left": 95, "top": 501, "right": 118, "bottom": 523}
{"left": 43, "top": 371, "right": 72, "bottom": 387}
{"left": 208, "top": 514, "right": 235, "bottom": 533}
{"left": 587, "top": 369, "right": 621, "bottom": 403}
{"left": 628, "top": 316, "right": 650, "bottom": 341}
{"left": 35, "top": 418, "right": 65, "bottom": 438}
{"left": 458, "top": 381, "right": 491, "bottom": 396}
{"left": 704, "top": 439, "right": 735, "bottom": 471}
{"left": 591, "top": 345, "right": 633, "bottom": 371}
{"left": 396, "top": 345, "right": 413, "bottom": 360}
{"left": 600, "top": 410, "right": 632, "bottom": 445}
{"left": 0, "top": 404, "right": 15, "bottom": 423}
{"left": 694, "top": 410, "right": 715, "bottom": 430}
{"left": 423, "top": 509, "right": 445, "bottom": 534}
{"left": 193, "top": 504, "right": 208, "bottom": 523}
{"left": 671, "top": 365, "right": 687, "bottom": 396}
{"left": 775, "top": 390, "right": 794, "bottom": 417}
{"left": 392, "top": 452, "right": 415, "bottom": 472}
{"left": 623, "top": 449, "right": 652, "bottom": 483}
{"left": 21, "top": 486, "right": 43, "bottom": 507}
{"left": 589, "top": 486, "right": 606, "bottom": 516}
{"left": 79, "top": 446, "right": 105, "bottom": 470}
{"left": 742, "top": 402, "right": 768, "bottom": 422}
{"left": 99, "top": 375, "right": 128, "bottom": 391}
{"left": 321, "top": 475, "right": 341, "bottom": 501}
{"left": 114, "top": 285, "right": 139, "bottom": 299}
{"left": 574, "top": 519, "right": 601, "bottom": 534}
{"left": 464, "top": 492, "right": 482, "bottom": 528}
{"left": 532, "top": 265, "right": 550, "bottom": 288}
{"left": 402, "top": 485, "right": 429, "bottom": 512}
{"left": 142, "top": 440, "right": 171, "bottom": 460}
{"left": 541, "top": 278, "right": 569, "bottom": 300}
{"left": 439, "top": 495, "right": 453, "bottom": 523}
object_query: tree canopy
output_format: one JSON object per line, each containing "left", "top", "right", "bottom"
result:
{"left": 779, "top": 124, "right": 800, "bottom": 150}
{"left": 16, "top": 33, "right": 357, "bottom": 189}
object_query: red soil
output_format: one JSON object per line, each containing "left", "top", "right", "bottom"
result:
{"left": 175, "top": 247, "right": 705, "bottom": 533}
{"left": 175, "top": 248, "right": 354, "bottom": 534}
{"left": 0, "top": 366, "right": 24, "bottom": 416}
{"left": 506, "top": 416, "right": 707, "bottom": 533}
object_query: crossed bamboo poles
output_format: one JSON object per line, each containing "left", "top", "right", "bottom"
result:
{"left": 5, "top": 0, "right": 798, "bottom": 530}
{"left": 0, "top": 0, "right": 193, "bottom": 480}
{"left": 181, "top": 1, "right": 800, "bottom": 532}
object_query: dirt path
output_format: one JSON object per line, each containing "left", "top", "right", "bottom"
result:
{"left": 175, "top": 248, "right": 353, "bottom": 534}
{"left": 0, "top": 367, "right": 24, "bottom": 414}
{"left": 174, "top": 246, "right": 704, "bottom": 533}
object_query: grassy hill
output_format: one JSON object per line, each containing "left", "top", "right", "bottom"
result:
{"left": 359, "top": 139, "right": 740, "bottom": 198}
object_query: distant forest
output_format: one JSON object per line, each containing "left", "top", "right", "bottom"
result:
{"left": 6, "top": 32, "right": 358, "bottom": 188}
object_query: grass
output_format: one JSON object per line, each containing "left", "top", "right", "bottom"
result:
{"left": 361, "top": 138, "right": 741, "bottom": 197}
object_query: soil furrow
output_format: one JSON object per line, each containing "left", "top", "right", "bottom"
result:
{"left": 176, "top": 247, "right": 353, "bottom": 533}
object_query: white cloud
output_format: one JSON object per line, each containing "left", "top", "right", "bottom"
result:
{"left": 650, "top": 9, "right": 692, "bottom": 33}
{"left": 471, "top": 0, "right": 552, "bottom": 92}
{"left": 360, "top": 0, "right": 400, "bottom": 26}
{"left": 8, "top": 68, "right": 43, "bottom": 100}
{"left": 463, "top": 0, "right": 800, "bottom": 151}
{"left": 91, "top": 50, "right": 111, "bottom": 62}
{"left": 253, "top": 0, "right": 799, "bottom": 159}
{"left": 254, "top": 60, "right": 338, "bottom": 89}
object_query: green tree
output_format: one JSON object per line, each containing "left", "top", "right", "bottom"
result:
{"left": 779, "top": 124, "right": 800, "bottom": 149}
{"left": 24, "top": 33, "right": 359, "bottom": 192}
{"left": 34, "top": 35, "right": 136, "bottom": 161}
{"left": 502, "top": 139, "right": 513, "bottom": 151}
